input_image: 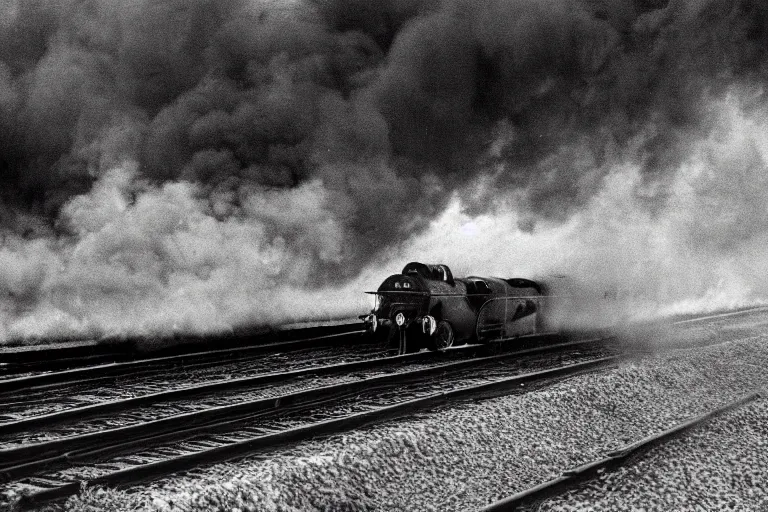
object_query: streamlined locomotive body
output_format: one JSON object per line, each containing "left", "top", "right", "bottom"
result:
{"left": 363, "top": 262, "right": 544, "bottom": 353}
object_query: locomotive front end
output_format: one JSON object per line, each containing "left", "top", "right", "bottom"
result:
{"left": 365, "top": 272, "right": 431, "bottom": 344}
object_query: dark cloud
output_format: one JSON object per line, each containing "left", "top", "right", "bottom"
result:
{"left": 2, "top": 0, "right": 767, "bottom": 233}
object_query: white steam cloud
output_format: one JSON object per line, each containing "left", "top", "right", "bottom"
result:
{"left": 385, "top": 91, "right": 768, "bottom": 329}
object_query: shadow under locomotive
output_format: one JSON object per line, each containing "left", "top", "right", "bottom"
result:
{"left": 362, "top": 262, "right": 548, "bottom": 354}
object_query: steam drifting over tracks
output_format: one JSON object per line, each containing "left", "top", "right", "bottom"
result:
{"left": 479, "top": 391, "right": 763, "bottom": 512}
{"left": 1, "top": 337, "right": 617, "bottom": 509}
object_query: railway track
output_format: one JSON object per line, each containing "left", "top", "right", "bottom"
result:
{"left": 1, "top": 337, "right": 617, "bottom": 510}
{"left": 0, "top": 329, "right": 371, "bottom": 394}
{"left": 0, "top": 331, "right": 573, "bottom": 426}
{"left": 479, "top": 391, "right": 763, "bottom": 511}
{"left": 0, "top": 338, "right": 386, "bottom": 425}
{"left": 0, "top": 321, "right": 364, "bottom": 377}
{"left": 0, "top": 334, "right": 584, "bottom": 439}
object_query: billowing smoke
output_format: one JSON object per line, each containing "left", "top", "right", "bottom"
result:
{"left": 1, "top": 0, "right": 767, "bottom": 341}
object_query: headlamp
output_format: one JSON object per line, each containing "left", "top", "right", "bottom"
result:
{"left": 422, "top": 315, "right": 436, "bottom": 335}
{"left": 395, "top": 312, "right": 406, "bottom": 326}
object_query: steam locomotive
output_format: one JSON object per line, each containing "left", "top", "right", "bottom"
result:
{"left": 362, "top": 262, "right": 545, "bottom": 353}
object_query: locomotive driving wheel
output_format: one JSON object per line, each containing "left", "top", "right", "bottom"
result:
{"left": 429, "top": 320, "right": 454, "bottom": 351}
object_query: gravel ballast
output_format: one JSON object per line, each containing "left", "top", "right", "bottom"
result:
{"left": 540, "top": 397, "right": 768, "bottom": 511}
{"left": 35, "top": 320, "right": 768, "bottom": 512}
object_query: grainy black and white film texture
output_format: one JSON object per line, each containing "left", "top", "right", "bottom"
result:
{"left": 3, "top": 1, "right": 768, "bottom": 512}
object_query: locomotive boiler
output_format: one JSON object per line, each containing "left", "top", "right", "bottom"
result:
{"left": 362, "top": 262, "right": 544, "bottom": 353}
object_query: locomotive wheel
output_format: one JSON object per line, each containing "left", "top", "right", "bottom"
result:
{"left": 429, "top": 320, "right": 455, "bottom": 351}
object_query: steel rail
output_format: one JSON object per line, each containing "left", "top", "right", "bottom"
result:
{"left": 0, "top": 335, "right": 602, "bottom": 437}
{"left": 0, "top": 321, "right": 364, "bottom": 374}
{"left": 0, "top": 330, "right": 367, "bottom": 394}
{"left": 13, "top": 356, "right": 618, "bottom": 510}
{"left": 0, "top": 353, "right": 125, "bottom": 373}
{"left": 0, "top": 345, "right": 355, "bottom": 396}
{"left": 478, "top": 390, "right": 763, "bottom": 512}
{"left": 670, "top": 305, "right": 768, "bottom": 325}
